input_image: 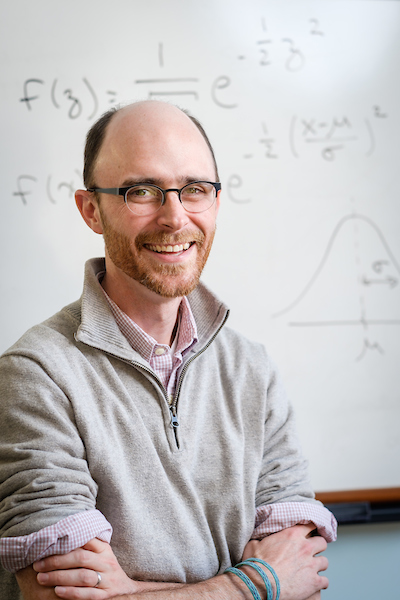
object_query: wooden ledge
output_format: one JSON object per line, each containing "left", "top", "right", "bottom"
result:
{"left": 315, "top": 487, "right": 400, "bottom": 504}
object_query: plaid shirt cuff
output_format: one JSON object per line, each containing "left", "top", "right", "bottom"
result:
{"left": 252, "top": 502, "right": 337, "bottom": 543}
{"left": 0, "top": 509, "right": 112, "bottom": 573}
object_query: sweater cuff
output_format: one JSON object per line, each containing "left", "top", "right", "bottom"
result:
{"left": 252, "top": 502, "right": 337, "bottom": 543}
{"left": 0, "top": 509, "right": 112, "bottom": 573}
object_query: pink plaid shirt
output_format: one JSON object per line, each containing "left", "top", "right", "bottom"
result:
{"left": 105, "top": 291, "right": 198, "bottom": 403}
{"left": 0, "top": 288, "right": 337, "bottom": 573}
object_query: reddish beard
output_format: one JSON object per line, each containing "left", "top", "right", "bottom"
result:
{"left": 100, "top": 212, "right": 215, "bottom": 298}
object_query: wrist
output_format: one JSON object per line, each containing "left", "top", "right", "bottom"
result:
{"left": 240, "top": 563, "right": 277, "bottom": 600}
{"left": 225, "top": 558, "right": 279, "bottom": 600}
{"left": 223, "top": 571, "right": 261, "bottom": 599}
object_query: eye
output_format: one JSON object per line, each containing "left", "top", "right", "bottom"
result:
{"left": 130, "top": 187, "right": 156, "bottom": 197}
{"left": 184, "top": 184, "right": 207, "bottom": 195}
{"left": 126, "top": 185, "right": 161, "bottom": 203}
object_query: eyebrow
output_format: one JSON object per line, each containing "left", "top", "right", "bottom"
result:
{"left": 120, "top": 176, "right": 212, "bottom": 188}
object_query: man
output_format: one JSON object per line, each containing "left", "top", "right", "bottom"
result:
{"left": 0, "top": 101, "right": 336, "bottom": 599}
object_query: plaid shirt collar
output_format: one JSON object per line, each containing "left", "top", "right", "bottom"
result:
{"left": 97, "top": 271, "right": 198, "bottom": 361}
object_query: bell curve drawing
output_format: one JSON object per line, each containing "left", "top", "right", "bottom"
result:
{"left": 272, "top": 211, "right": 400, "bottom": 361}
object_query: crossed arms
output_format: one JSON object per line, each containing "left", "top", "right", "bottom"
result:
{"left": 16, "top": 525, "right": 329, "bottom": 600}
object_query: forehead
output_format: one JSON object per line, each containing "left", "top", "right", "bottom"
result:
{"left": 94, "top": 103, "right": 216, "bottom": 182}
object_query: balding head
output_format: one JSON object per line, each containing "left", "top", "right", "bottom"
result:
{"left": 83, "top": 101, "right": 219, "bottom": 190}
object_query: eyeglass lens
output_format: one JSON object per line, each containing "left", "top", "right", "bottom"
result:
{"left": 125, "top": 182, "right": 216, "bottom": 215}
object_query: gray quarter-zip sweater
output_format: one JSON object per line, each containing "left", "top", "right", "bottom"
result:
{"left": 0, "top": 258, "right": 316, "bottom": 595}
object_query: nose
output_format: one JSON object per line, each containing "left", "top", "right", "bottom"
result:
{"left": 156, "top": 190, "right": 189, "bottom": 230}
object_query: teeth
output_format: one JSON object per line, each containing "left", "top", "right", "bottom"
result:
{"left": 148, "top": 242, "right": 191, "bottom": 253}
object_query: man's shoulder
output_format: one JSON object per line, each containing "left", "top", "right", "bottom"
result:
{"left": 1, "top": 298, "right": 82, "bottom": 362}
{"left": 213, "top": 324, "right": 272, "bottom": 373}
{"left": 218, "top": 323, "right": 266, "bottom": 352}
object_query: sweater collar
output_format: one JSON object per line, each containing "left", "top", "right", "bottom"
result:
{"left": 75, "top": 258, "right": 229, "bottom": 361}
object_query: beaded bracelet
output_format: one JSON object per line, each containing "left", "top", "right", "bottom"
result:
{"left": 236, "top": 560, "right": 273, "bottom": 600}
{"left": 241, "top": 558, "right": 281, "bottom": 600}
{"left": 224, "top": 566, "right": 262, "bottom": 600}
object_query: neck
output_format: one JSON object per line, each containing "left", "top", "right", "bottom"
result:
{"left": 102, "top": 268, "right": 182, "bottom": 346}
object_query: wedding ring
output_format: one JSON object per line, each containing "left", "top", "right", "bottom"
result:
{"left": 94, "top": 571, "right": 102, "bottom": 587}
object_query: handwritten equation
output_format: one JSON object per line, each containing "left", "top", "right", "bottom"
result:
{"left": 238, "top": 17, "right": 325, "bottom": 71}
{"left": 19, "top": 74, "right": 242, "bottom": 119}
{"left": 241, "top": 108, "right": 388, "bottom": 163}
{"left": 13, "top": 172, "right": 81, "bottom": 205}
{"left": 289, "top": 114, "right": 384, "bottom": 160}
{"left": 18, "top": 16, "right": 327, "bottom": 120}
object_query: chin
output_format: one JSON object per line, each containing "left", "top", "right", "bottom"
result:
{"left": 138, "top": 267, "right": 201, "bottom": 298}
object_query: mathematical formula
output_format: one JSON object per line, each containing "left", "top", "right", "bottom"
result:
{"left": 13, "top": 172, "right": 81, "bottom": 206}
{"left": 19, "top": 74, "right": 243, "bottom": 119}
{"left": 237, "top": 16, "right": 325, "bottom": 71}
{"left": 18, "top": 16, "right": 326, "bottom": 121}
{"left": 244, "top": 109, "right": 387, "bottom": 162}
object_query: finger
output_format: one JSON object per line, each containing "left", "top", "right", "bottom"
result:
{"left": 54, "top": 585, "right": 104, "bottom": 600}
{"left": 309, "top": 535, "right": 328, "bottom": 555}
{"left": 34, "top": 548, "right": 101, "bottom": 573}
{"left": 287, "top": 523, "right": 320, "bottom": 538}
{"left": 317, "top": 574, "right": 329, "bottom": 590}
{"left": 300, "top": 523, "right": 318, "bottom": 535}
{"left": 314, "top": 555, "right": 329, "bottom": 573}
{"left": 37, "top": 568, "right": 100, "bottom": 588}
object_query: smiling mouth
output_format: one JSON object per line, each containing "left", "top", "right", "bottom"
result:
{"left": 145, "top": 242, "right": 192, "bottom": 254}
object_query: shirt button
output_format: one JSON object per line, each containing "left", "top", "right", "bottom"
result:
{"left": 154, "top": 347, "right": 166, "bottom": 356}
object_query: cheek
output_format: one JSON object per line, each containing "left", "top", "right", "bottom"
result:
{"left": 192, "top": 212, "right": 217, "bottom": 235}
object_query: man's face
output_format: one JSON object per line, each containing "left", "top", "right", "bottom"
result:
{"left": 92, "top": 103, "right": 220, "bottom": 298}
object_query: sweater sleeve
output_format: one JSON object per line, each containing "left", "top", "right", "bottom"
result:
{"left": 0, "top": 510, "right": 112, "bottom": 573}
{"left": 254, "top": 354, "right": 337, "bottom": 538}
{"left": 0, "top": 352, "right": 100, "bottom": 552}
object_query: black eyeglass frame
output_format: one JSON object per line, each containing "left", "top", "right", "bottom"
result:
{"left": 87, "top": 181, "right": 221, "bottom": 214}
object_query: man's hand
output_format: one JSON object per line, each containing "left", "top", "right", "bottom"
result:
{"left": 31, "top": 538, "right": 182, "bottom": 599}
{"left": 31, "top": 525, "right": 328, "bottom": 600}
{"left": 242, "top": 523, "right": 329, "bottom": 600}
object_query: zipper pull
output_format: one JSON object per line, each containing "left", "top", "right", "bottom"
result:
{"left": 170, "top": 406, "right": 179, "bottom": 428}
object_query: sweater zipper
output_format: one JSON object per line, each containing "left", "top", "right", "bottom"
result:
{"left": 170, "top": 309, "right": 230, "bottom": 426}
{"left": 94, "top": 308, "right": 229, "bottom": 446}
{"left": 127, "top": 362, "right": 179, "bottom": 432}
{"left": 134, "top": 308, "right": 229, "bottom": 436}
{"left": 128, "top": 362, "right": 180, "bottom": 443}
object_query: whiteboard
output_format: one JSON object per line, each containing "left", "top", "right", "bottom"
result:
{"left": 1, "top": 0, "right": 399, "bottom": 492}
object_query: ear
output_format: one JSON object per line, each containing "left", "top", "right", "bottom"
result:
{"left": 75, "top": 190, "right": 103, "bottom": 234}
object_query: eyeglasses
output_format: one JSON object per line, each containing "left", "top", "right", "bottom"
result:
{"left": 87, "top": 181, "right": 221, "bottom": 216}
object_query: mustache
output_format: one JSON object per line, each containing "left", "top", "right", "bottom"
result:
{"left": 135, "top": 230, "right": 205, "bottom": 248}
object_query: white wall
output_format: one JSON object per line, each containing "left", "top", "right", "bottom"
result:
{"left": 1, "top": 0, "right": 399, "bottom": 492}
